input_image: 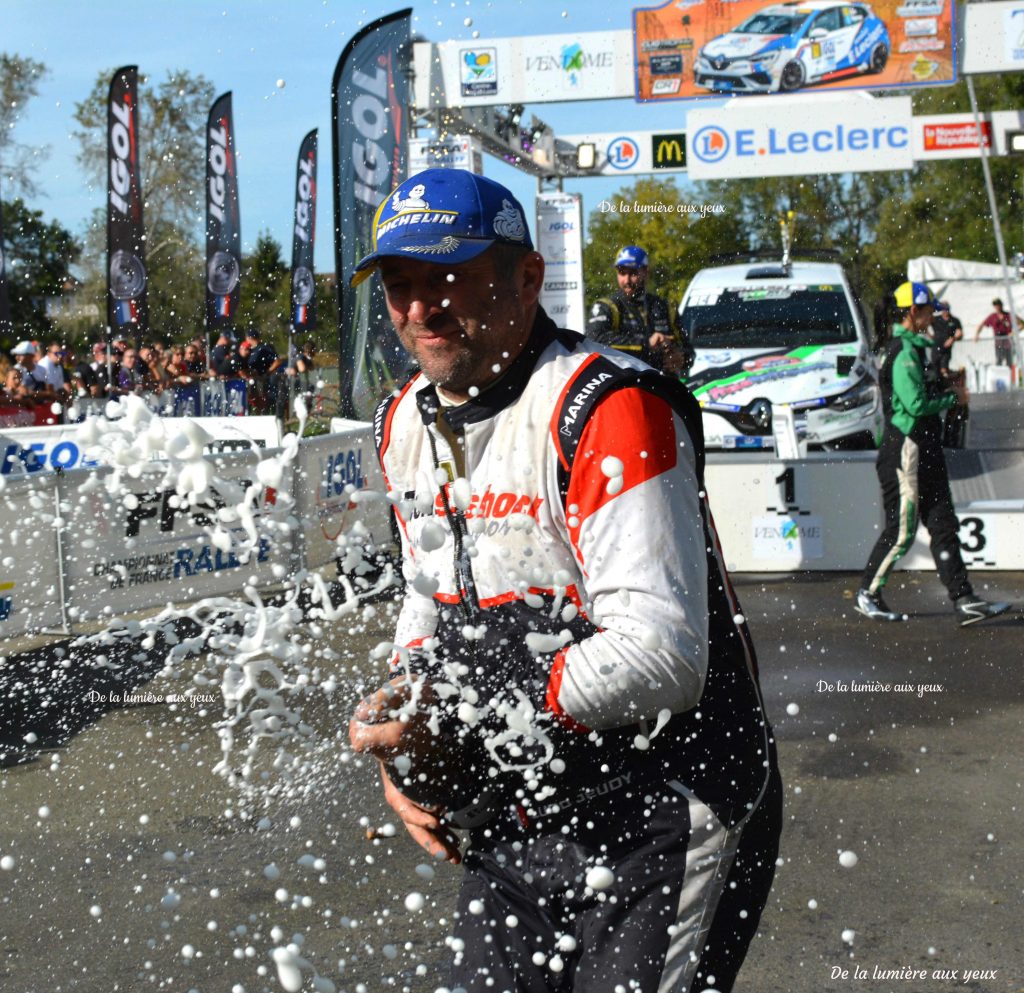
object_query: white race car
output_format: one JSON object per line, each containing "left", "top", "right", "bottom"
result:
{"left": 677, "top": 258, "right": 881, "bottom": 451}
{"left": 695, "top": 1, "right": 891, "bottom": 94}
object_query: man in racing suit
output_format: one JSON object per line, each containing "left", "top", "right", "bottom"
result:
{"left": 586, "top": 245, "right": 693, "bottom": 375}
{"left": 348, "top": 168, "right": 782, "bottom": 993}
{"left": 857, "top": 281, "right": 1011, "bottom": 626}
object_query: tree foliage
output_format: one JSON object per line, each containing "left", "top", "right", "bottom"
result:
{"left": 71, "top": 69, "right": 217, "bottom": 343}
{"left": 0, "top": 53, "right": 50, "bottom": 199}
{"left": 238, "top": 231, "right": 290, "bottom": 349}
{"left": 868, "top": 74, "right": 1024, "bottom": 285}
{"left": 0, "top": 198, "right": 81, "bottom": 343}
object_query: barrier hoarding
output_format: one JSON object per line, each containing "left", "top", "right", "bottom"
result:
{"left": 0, "top": 474, "right": 62, "bottom": 637}
{"left": 1, "top": 417, "right": 281, "bottom": 476}
{"left": 59, "top": 454, "right": 290, "bottom": 621}
{"left": 634, "top": 0, "right": 956, "bottom": 102}
{"left": 294, "top": 425, "right": 390, "bottom": 571}
{"left": 686, "top": 94, "right": 914, "bottom": 179}
{"left": 703, "top": 455, "right": 1024, "bottom": 572}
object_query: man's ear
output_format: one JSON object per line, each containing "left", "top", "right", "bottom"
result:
{"left": 518, "top": 251, "right": 546, "bottom": 308}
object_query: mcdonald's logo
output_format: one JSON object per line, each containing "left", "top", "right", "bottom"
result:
{"left": 652, "top": 132, "right": 687, "bottom": 169}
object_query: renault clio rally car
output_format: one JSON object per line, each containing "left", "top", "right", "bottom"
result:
{"left": 694, "top": 0, "right": 890, "bottom": 94}
{"left": 677, "top": 257, "right": 880, "bottom": 450}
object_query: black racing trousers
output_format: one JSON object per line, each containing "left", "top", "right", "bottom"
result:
{"left": 861, "top": 432, "right": 971, "bottom": 601}
{"left": 448, "top": 761, "right": 783, "bottom": 993}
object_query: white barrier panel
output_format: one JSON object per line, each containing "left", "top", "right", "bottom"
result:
{"left": 0, "top": 474, "right": 63, "bottom": 637}
{"left": 59, "top": 452, "right": 292, "bottom": 621}
{"left": 1, "top": 417, "right": 282, "bottom": 476}
{"left": 5, "top": 442, "right": 1022, "bottom": 642}
{"left": 704, "top": 454, "right": 1024, "bottom": 572}
{"left": 705, "top": 455, "right": 881, "bottom": 572}
{"left": 293, "top": 425, "right": 391, "bottom": 571}
{"left": 902, "top": 503, "right": 1024, "bottom": 572}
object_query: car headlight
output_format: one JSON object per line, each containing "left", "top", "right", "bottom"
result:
{"left": 755, "top": 50, "right": 780, "bottom": 67}
{"left": 828, "top": 378, "right": 877, "bottom": 411}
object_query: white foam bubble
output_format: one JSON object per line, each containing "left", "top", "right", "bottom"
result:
{"left": 585, "top": 866, "right": 615, "bottom": 890}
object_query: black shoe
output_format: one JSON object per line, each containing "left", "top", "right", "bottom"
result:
{"left": 855, "top": 588, "right": 904, "bottom": 622}
{"left": 954, "top": 596, "right": 1011, "bottom": 627}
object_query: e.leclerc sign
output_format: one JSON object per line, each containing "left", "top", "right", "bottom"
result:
{"left": 687, "top": 95, "right": 914, "bottom": 180}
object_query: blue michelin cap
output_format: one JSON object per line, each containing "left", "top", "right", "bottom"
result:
{"left": 351, "top": 168, "right": 533, "bottom": 287}
{"left": 894, "top": 280, "right": 935, "bottom": 309}
{"left": 614, "top": 245, "right": 649, "bottom": 269}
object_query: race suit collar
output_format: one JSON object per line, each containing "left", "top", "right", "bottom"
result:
{"left": 414, "top": 307, "right": 581, "bottom": 430}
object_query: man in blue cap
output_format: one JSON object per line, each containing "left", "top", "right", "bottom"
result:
{"left": 348, "top": 168, "right": 781, "bottom": 993}
{"left": 586, "top": 245, "right": 692, "bottom": 375}
{"left": 857, "top": 281, "right": 1011, "bottom": 625}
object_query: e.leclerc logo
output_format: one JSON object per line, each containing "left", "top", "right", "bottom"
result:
{"left": 606, "top": 136, "right": 640, "bottom": 170}
{"left": 692, "top": 122, "right": 909, "bottom": 163}
{"left": 692, "top": 126, "right": 730, "bottom": 164}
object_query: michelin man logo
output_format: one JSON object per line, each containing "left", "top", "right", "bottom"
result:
{"left": 493, "top": 199, "right": 526, "bottom": 242}
{"left": 392, "top": 183, "right": 429, "bottom": 213}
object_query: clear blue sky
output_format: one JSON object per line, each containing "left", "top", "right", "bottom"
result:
{"left": 3, "top": 0, "right": 707, "bottom": 276}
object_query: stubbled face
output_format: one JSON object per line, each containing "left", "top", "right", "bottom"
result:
{"left": 379, "top": 249, "right": 542, "bottom": 401}
{"left": 616, "top": 265, "right": 647, "bottom": 300}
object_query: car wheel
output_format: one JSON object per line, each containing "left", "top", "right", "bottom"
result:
{"left": 780, "top": 60, "right": 805, "bottom": 91}
{"left": 868, "top": 42, "right": 888, "bottom": 74}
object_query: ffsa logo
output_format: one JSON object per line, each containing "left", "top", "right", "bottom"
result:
{"left": 692, "top": 126, "right": 730, "bottom": 164}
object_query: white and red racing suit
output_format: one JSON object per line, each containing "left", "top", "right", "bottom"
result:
{"left": 374, "top": 307, "right": 782, "bottom": 993}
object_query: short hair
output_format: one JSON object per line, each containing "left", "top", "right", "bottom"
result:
{"left": 489, "top": 243, "right": 533, "bottom": 287}
{"left": 993, "top": 298, "right": 1004, "bottom": 308}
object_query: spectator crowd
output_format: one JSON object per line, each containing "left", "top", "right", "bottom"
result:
{"left": 0, "top": 329, "right": 317, "bottom": 421}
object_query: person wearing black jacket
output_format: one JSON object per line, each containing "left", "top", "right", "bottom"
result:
{"left": 585, "top": 245, "right": 693, "bottom": 375}
{"left": 347, "top": 169, "right": 781, "bottom": 993}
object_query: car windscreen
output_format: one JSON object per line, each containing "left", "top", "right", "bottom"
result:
{"left": 735, "top": 11, "right": 810, "bottom": 33}
{"left": 681, "top": 285, "right": 858, "bottom": 349}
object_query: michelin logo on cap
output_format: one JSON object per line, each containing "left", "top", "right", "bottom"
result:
{"left": 351, "top": 168, "right": 534, "bottom": 287}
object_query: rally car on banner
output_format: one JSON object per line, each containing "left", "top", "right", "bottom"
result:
{"left": 677, "top": 257, "right": 880, "bottom": 451}
{"left": 694, "top": 0, "right": 891, "bottom": 94}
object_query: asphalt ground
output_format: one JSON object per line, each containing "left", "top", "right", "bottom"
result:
{"left": 2, "top": 394, "right": 1023, "bottom": 993}
{"left": 2, "top": 575, "right": 1022, "bottom": 993}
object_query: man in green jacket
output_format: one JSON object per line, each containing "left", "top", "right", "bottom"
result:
{"left": 857, "top": 281, "right": 1011, "bottom": 626}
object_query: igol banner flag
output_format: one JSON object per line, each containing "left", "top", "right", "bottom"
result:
{"left": 206, "top": 92, "right": 241, "bottom": 331}
{"left": 0, "top": 182, "right": 11, "bottom": 336}
{"left": 332, "top": 9, "right": 413, "bottom": 419}
{"left": 291, "top": 129, "right": 317, "bottom": 333}
{"left": 107, "top": 66, "right": 149, "bottom": 338}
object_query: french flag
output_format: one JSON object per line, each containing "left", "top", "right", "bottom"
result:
{"left": 294, "top": 303, "right": 308, "bottom": 325}
{"left": 216, "top": 295, "right": 232, "bottom": 318}
{"left": 116, "top": 299, "right": 139, "bottom": 324}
